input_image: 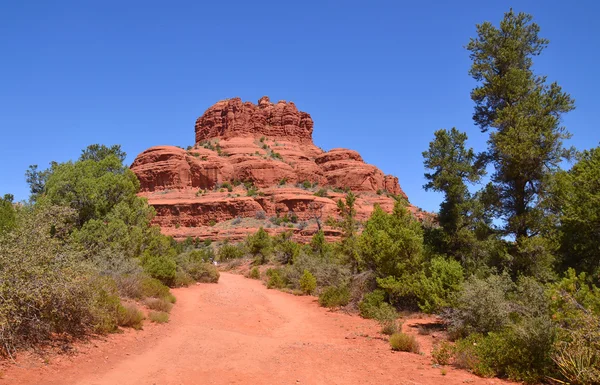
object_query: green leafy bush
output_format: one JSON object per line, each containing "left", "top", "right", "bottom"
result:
{"left": 247, "top": 228, "right": 272, "bottom": 264}
{"left": 0, "top": 205, "right": 124, "bottom": 355}
{"left": 318, "top": 285, "right": 350, "bottom": 308}
{"left": 454, "top": 317, "right": 556, "bottom": 383}
{"left": 149, "top": 311, "right": 169, "bottom": 323}
{"left": 445, "top": 274, "right": 514, "bottom": 338}
{"left": 266, "top": 268, "right": 286, "bottom": 289}
{"left": 139, "top": 276, "right": 174, "bottom": 302}
{"left": 548, "top": 269, "right": 600, "bottom": 384}
{"left": 143, "top": 298, "right": 173, "bottom": 313}
{"left": 432, "top": 341, "right": 455, "bottom": 365}
{"left": 141, "top": 251, "right": 177, "bottom": 286}
{"left": 299, "top": 270, "right": 317, "bottom": 294}
{"left": 415, "top": 256, "right": 464, "bottom": 313}
{"left": 274, "top": 233, "right": 300, "bottom": 264}
{"left": 117, "top": 304, "right": 145, "bottom": 330}
{"left": 358, "top": 289, "right": 386, "bottom": 319}
{"left": 389, "top": 333, "right": 420, "bottom": 353}
{"left": 218, "top": 242, "right": 245, "bottom": 261}
{"left": 249, "top": 266, "right": 260, "bottom": 279}
{"left": 279, "top": 251, "right": 351, "bottom": 295}
{"left": 0, "top": 194, "right": 16, "bottom": 234}
{"left": 314, "top": 188, "right": 328, "bottom": 197}
{"left": 176, "top": 252, "right": 220, "bottom": 283}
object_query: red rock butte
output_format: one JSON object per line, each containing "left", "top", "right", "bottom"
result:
{"left": 131, "top": 96, "right": 425, "bottom": 242}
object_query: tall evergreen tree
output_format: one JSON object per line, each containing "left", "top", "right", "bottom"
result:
{"left": 551, "top": 146, "right": 600, "bottom": 277}
{"left": 423, "top": 128, "right": 501, "bottom": 271}
{"left": 467, "top": 10, "right": 575, "bottom": 248}
{"left": 423, "top": 128, "right": 485, "bottom": 240}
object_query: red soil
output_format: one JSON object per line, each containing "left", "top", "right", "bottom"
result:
{"left": 1, "top": 273, "right": 512, "bottom": 385}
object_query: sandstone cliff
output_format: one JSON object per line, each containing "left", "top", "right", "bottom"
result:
{"left": 131, "top": 96, "right": 424, "bottom": 242}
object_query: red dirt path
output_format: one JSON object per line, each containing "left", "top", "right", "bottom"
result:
{"left": 1, "top": 273, "right": 511, "bottom": 385}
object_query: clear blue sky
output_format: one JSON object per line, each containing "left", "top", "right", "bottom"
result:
{"left": 1, "top": 0, "right": 598, "bottom": 212}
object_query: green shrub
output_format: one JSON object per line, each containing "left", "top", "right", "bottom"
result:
{"left": 454, "top": 334, "right": 494, "bottom": 377}
{"left": 287, "top": 252, "right": 351, "bottom": 291}
{"left": 266, "top": 268, "right": 286, "bottom": 289}
{"left": 0, "top": 205, "right": 124, "bottom": 355}
{"left": 314, "top": 188, "right": 328, "bottom": 197}
{"left": 247, "top": 186, "right": 259, "bottom": 196}
{"left": 275, "top": 236, "right": 300, "bottom": 264}
{"left": 299, "top": 270, "right": 317, "bottom": 294}
{"left": 553, "top": 329, "right": 600, "bottom": 385}
{"left": 302, "top": 180, "right": 312, "bottom": 189}
{"left": 415, "top": 256, "right": 464, "bottom": 313}
{"left": 389, "top": 333, "right": 420, "bottom": 353}
{"left": 0, "top": 194, "right": 16, "bottom": 234}
{"left": 149, "top": 311, "right": 170, "bottom": 323}
{"left": 141, "top": 251, "right": 177, "bottom": 286}
{"left": 432, "top": 341, "right": 455, "bottom": 365}
{"left": 139, "top": 277, "right": 173, "bottom": 301}
{"left": 373, "top": 302, "right": 398, "bottom": 335}
{"left": 454, "top": 317, "right": 556, "bottom": 383}
{"left": 318, "top": 285, "right": 350, "bottom": 308}
{"left": 173, "top": 270, "right": 194, "bottom": 287}
{"left": 290, "top": 213, "right": 298, "bottom": 223}
{"left": 247, "top": 228, "right": 272, "bottom": 264}
{"left": 221, "top": 182, "right": 233, "bottom": 192}
{"left": 117, "top": 304, "right": 145, "bottom": 330}
{"left": 143, "top": 298, "right": 173, "bottom": 313}
{"left": 249, "top": 266, "right": 260, "bottom": 279}
{"left": 357, "top": 289, "right": 398, "bottom": 334}
{"left": 176, "top": 252, "right": 220, "bottom": 283}
{"left": 359, "top": 289, "right": 386, "bottom": 319}
{"left": 445, "top": 274, "right": 514, "bottom": 338}
{"left": 218, "top": 242, "right": 245, "bottom": 261}
{"left": 548, "top": 270, "right": 600, "bottom": 384}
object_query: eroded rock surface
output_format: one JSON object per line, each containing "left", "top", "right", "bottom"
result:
{"left": 131, "top": 97, "right": 422, "bottom": 242}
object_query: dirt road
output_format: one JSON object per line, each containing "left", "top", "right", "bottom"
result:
{"left": 2, "top": 273, "right": 509, "bottom": 385}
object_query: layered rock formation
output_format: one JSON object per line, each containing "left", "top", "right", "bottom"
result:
{"left": 131, "top": 97, "right": 423, "bottom": 242}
